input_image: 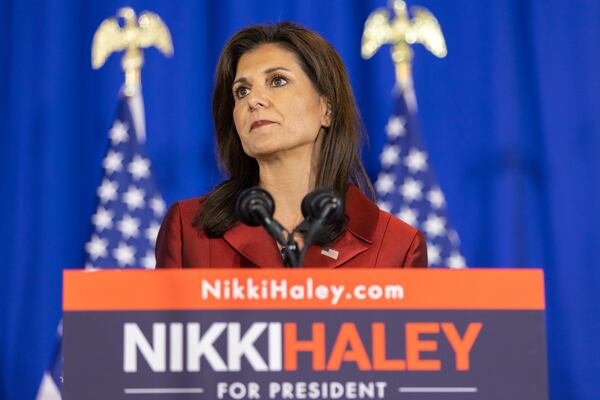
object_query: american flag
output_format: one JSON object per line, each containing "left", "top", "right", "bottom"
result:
{"left": 36, "top": 91, "right": 166, "bottom": 399}
{"left": 83, "top": 91, "right": 166, "bottom": 270}
{"left": 375, "top": 85, "right": 466, "bottom": 268}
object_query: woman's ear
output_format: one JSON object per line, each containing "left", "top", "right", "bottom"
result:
{"left": 321, "top": 98, "right": 332, "bottom": 128}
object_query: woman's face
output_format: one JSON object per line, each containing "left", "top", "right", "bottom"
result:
{"left": 232, "top": 43, "right": 331, "bottom": 160}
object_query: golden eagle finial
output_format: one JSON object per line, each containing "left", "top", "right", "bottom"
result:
{"left": 362, "top": 0, "right": 446, "bottom": 88}
{"left": 91, "top": 7, "right": 174, "bottom": 96}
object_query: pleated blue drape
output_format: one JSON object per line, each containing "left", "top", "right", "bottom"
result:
{"left": 1, "top": 1, "right": 599, "bottom": 399}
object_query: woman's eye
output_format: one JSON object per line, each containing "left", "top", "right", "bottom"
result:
{"left": 235, "top": 87, "right": 250, "bottom": 99}
{"left": 271, "top": 76, "right": 288, "bottom": 87}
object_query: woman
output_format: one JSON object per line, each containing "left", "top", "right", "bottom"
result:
{"left": 156, "top": 22, "right": 427, "bottom": 268}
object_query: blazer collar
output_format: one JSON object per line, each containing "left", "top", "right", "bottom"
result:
{"left": 344, "top": 185, "right": 379, "bottom": 244}
{"left": 223, "top": 223, "right": 285, "bottom": 267}
{"left": 223, "top": 186, "right": 379, "bottom": 268}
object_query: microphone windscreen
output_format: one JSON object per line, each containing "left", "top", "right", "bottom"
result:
{"left": 235, "top": 187, "right": 275, "bottom": 226}
{"left": 301, "top": 187, "right": 344, "bottom": 223}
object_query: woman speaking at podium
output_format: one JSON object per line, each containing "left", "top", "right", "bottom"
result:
{"left": 156, "top": 22, "right": 427, "bottom": 268}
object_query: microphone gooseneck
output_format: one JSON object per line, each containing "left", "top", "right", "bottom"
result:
{"left": 301, "top": 188, "right": 344, "bottom": 225}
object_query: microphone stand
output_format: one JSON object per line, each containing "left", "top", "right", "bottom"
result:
{"left": 282, "top": 200, "right": 341, "bottom": 268}
{"left": 249, "top": 204, "right": 301, "bottom": 268}
{"left": 281, "top": 237, "right": 301, "bottom": 268}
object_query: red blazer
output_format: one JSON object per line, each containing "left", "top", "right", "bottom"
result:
{"left": 155, "top": 186, "right": 427, "bottom": 268}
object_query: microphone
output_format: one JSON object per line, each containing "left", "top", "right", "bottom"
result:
{"left": 235, "top": 187, "right": 287, "bottom": 246}
{"left": 300, "top": 188, "right": 344, "bottom": 255}
{"left": 301, "top": 188, "right": 344, "bottom": 224}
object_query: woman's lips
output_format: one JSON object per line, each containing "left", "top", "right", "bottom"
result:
{"left": 250, "top": 120, "right": 275, "bottom": 131}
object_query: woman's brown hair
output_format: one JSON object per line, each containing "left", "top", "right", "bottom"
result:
{"left": 195, "top": 22, "right": 374, "bottom": 243}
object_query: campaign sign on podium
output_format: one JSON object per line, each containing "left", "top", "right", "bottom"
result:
{"left": 63, "top": 269, "right": 547, "bottom": 400}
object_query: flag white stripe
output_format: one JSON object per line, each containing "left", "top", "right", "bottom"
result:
{"left": 36, "top": 374, "right": 61, "bottom": 400}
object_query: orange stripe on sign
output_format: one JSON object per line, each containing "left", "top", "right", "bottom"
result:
{"left": 63, "top": 269, "right": 545, "bottom": 311}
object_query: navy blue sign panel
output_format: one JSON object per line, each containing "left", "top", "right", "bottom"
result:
{"left": 62, "top": 269, "right": 548, "bottom": 400}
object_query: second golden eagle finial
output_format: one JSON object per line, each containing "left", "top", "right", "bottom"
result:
{"left": 362, "top": 0, "right": 446, "bottom": 88}
{"left": 92, "top": 7, "right": 174, "bottom": 96}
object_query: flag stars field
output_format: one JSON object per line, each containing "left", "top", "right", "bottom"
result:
{"left": 375, "top": 88, "right": 465, "bottom": 267}
{"left": 102, "top": 150, "right": 124, "bottom": 174}
{"left": 97, "top": 179, "right": 118, "bottom": 203}
{"left": 81, "top": 107, "right": 166, "bottom": 270}
{"left": 447, "top": 252, "right": 467, "bottom": 269}
{"left": 427, "top": 187, "right": 445, "bottom": 209}
{"left": 427, "top": 244, "right": 441, "bottom": 265}
{"left": 404, "top": 148, "right": 428, "bottom": 172}
{"left": 127, "top": 155, "right": 151, "bottom": 180}
{"left": 399, "top": 177, "right": 423, "bottom": 202}
{"left": 423, "top": 214, "right": 446, "bottom": 238}
{"left": 141, "top": 251, "right": 156, "bottom": 269}
{"left": 117, "top": 214, "right": 141, "bottom": 239}
{"left": 92, "top": 207, "right": 114, "bottom": 231}
{"left": 85, "top": 235, "right": 108, "bottom": 260}
{"left": 123, "top": 185, "right": 146, "bottom": 210}
{"left": 376, "top": 173, "right": 396, "bottom": 195}
{"left": 113, "top": 242, "right": 136, "bottom": 267}
{"left": 150, "top": 196, "right": 166, "bottom": 216}
{"left": 109, "top": 121, "right": 129, "bottom": 145}
{"left": 397, "top": 206, "right": 418, "bottom": 226}
{"left": 144, "top": 222, "right": 161, "bottom": 243}
{"left": 380, "top": 145, "right": 401, "bottom": 167}
{"left": 385, "top": 116, "right": 406, "bottom": 138}
{"left": 447, "top": 229, "right": 461, "bottom": 247}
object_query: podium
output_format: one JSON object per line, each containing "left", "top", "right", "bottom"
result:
{"left": 63, "top": 269, "right": 547, "bottom": 399}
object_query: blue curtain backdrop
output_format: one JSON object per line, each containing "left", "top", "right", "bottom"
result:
{"left": 0, "top": 0, "right": 599, "bottom": 399}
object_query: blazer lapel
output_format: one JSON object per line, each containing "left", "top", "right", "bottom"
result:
{"left": 302, "top": 230, "right": 370, "bottom": 268}
{"left": 223, "top": 223, "right": 285, "bottom": 267}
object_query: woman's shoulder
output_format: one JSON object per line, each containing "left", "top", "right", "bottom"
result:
{"left": 381, "top": 210, "right": 425, "bottom": 261}
{"left": 345, "top": 188, "right": 427, "bottom": 267}
{"left": 345, "top": 186, "right": 419, "bottom": 239}
{"left": 379, "top": 207, "right": 419, "bottom": 235}
{"left": 371, "top": 203, "right": 422, "bottom": 251}
{"left": 164, "top": 195, "right": 206, "bottom": 224}
{"left": 173, "top": 195, "right": 205, "bottom": 211}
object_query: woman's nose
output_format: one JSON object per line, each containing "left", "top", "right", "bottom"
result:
{"left": 247, "top": 89, "right": 270, "bottom": 110}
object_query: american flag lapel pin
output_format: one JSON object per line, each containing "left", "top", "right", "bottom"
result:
{"left": 320, "top": 247, "right": 339, "bottom": 260}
